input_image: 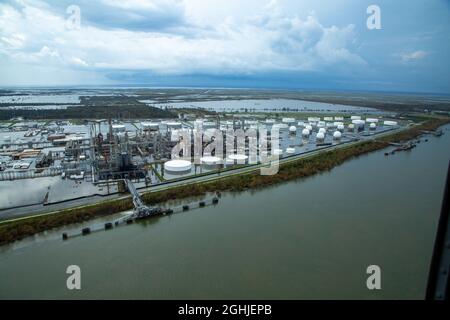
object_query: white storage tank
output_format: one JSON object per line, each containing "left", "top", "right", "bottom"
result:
{"left": 272, "top": 123, "right": 288, "bottom": 131}
{"left": 273, "top": 149, "right": 283, "bottom": 155}
{"left": 333, "top": 131, "right": 342, "bottom": 140}
{"left": 316, "top": 132, "right": 325, "bottom": 141}
{"left": 384, "top": 120, "right": 398, "bottom": 126}
{"left": 200, "top": 156, "right": 222, "bottom": 165}
{"left": 164, "top": 160, "right": 192, "bottom": 173}
{"left": 348, "top": 123, "right": 355, "bottom": 131}
{"left": 352, "top": 120, "right": 366, "bottom": 130}
{"left": 228, "top": 154, "right": 248, "bottom": 163}
{"left": 318, "top": 128, "right": 326, "bottom": 134}
{"left": 289, "top": 126, "right": 297, "bottom": 133}
{"left": 286, "top": 147, "right": 295, "bottom": 154}
{"left": 370, "top": 123, "right": 377, "bottom": 130}
{"left": 282, "top": 118, "right": 296, "bottom": 124}
{"left": 302, "top": 129, "right": 310, "bottom": 137}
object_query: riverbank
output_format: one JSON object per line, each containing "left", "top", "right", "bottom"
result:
{"left": 1, "top": 116, "right": 449, "bottom": 246}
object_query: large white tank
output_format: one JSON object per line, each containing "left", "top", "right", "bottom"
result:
{"left": 282, "top": 118, "right": 296, "bottom": 124}
{"left": 318, "top": 128, "right": 326, "bottom": 134}
{"left": 337, "top": 124, "right": 345, "bottom": 131}
{"left": 289, "top": 126, "right": 297, "bottom": 133}
{"left": 370, "top": 123, "right": 377, "bottom": 130}
{"left": 164, "top": 160, "right": 192, "bottom": 173}
{"left": 272, "top": 123, "right": 288, "bottom": 131}
{"left": 272, "top": 149, "right": 283, "bottom": 155}
{"left": 200, "top": 156, "right": 222, "bottom": 165}
{"left": 333, "top": 131, "right": 342, "bottom": 140}
{"left": 286, "top": 147, "right": 296, "bottom": 154}
{"left": 228, "top": 154, "right": 248, "bottom": 161}
{"left": 352, "top": 120, "right": 366, "bottom": 130}
{"left": 384, "top": 120, "right": 398, "bottom": 126}
{"left": 302, "top": 129, "right": 310, "bottom": 137}
{"left": 316, "top": 132, "right": 325, "bottom": 141}
{"left": 305, "top": 125, "right": 313, "bottom": 131}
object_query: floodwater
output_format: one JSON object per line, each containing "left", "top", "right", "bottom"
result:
{"left": 0, "top": 125, "right": 449, "bottom": 299}
{"left": 151, "top": 99, "right": 380, "bottom": 113}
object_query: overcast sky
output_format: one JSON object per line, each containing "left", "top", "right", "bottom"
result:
{"left": 0, "top": 0, "right": 449, "bottom": 93}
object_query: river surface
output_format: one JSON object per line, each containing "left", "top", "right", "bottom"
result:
{"left": 0, "top": 125, "right": 449, "bottom": 299}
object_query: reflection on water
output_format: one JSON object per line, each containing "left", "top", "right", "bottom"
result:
{"left": 0, "top": 125, "right": 449, "bottom": 299}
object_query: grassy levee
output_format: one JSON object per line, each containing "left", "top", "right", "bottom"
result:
{"left": 0, "top": 117, "right": 449, "bottom": 246}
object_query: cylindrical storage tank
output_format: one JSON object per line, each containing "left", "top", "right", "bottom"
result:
{"left": 384, "top": 121, "right": 398, "bottom": 126}
{"left": 297, "top": 121, "right": 305, "bottom": 127}
{"left": 352, "top": 120, "right": 365, "bottom": 131}
{"left": 302, "top": 129, "right": 310, "bottom": 137}
{"left": 348, "top": 123, "right": 355, "bottom": 131}
{"left": 337, "top": 124, "right": 345, "bottom": 131}
{"left": 282, "top": 117, "right": 296, "bottom": 124}
{"left": 305, "top": 125, "right": 313, "bottom": 131}
{"left": 317, "top": 121, "right": 326, "bottom": 128}
{"left": 228, "top": 154, "right": 248, "bottom": 163}
{"left": 289, "top": 126, "right": 297, "bottom": 133}
{"left": 200, "top": 156, "right": 222, "bottom": 168}
{"left": 273, "top": 149, "right": 283, "bottom": 155}
{"left": 164, "top": 160, "right": 192, "bottom": 173}
{"left": 370, "top": 123, "right": 377, "bottom": 130}
{"left": 286, "top": 147, "right": 295, "bottom": 154}
{"left": 318, "top": 128, "right": 326, "bottom": 134}
{"left": 272, "top": 123, "right": 288, "bottom": 131}
{"left": 316, "top": 132, "right": 325, "bottom": 141}
{"left": 333, "top": 131, "right": 342, "bottom": 140}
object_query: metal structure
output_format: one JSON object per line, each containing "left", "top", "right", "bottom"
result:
{"left": 426, "top": 161, "right": 450, "bottom": 300}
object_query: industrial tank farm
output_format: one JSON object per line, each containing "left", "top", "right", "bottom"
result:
{"left": 0, "top": 113, "right": 403, "bottom": 219}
